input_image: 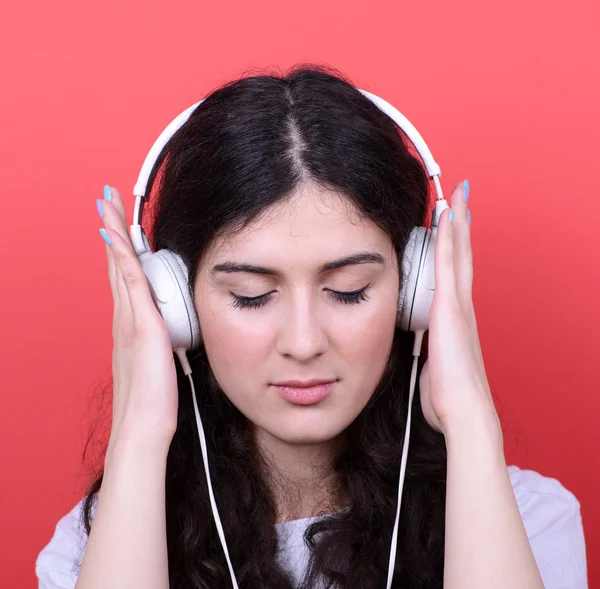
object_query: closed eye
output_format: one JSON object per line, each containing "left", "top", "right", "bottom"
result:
{"left": 229, "top": 290, "right": 275, "bottom": 310}
{"left": 229, "top": 284, "right": 371, "bottom": 310}
{"left": 329, "top": 284, "right": 371, "bottom": 305}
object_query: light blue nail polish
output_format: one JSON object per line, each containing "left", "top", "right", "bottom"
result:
{"left": 104, "top": 185, "right": 112, "bottom": 201}
{"left": 96, "top": 199, "right": 104, "bottom": 219}
{"left": 468, "top": 209, "right": 471, "bottom": 225}
{"left": 463, "top": 179, "right": 470, "bottom": 202}
{"left": 99, "top": 227, "right": 111, "bottom": 245}
{"left": 449, "top": 210, "right": 454, "bottom": 222}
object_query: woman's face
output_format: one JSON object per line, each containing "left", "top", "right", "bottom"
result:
{"left": 193, "top": 184, "right": 400, "bottom": 446}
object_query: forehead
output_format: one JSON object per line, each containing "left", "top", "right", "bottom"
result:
{"left": 202, "top": 184, "right": 394, "bottom": 269}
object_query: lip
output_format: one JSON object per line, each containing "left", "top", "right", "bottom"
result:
{"left": 272, "top": 379, "right": 337, "bottom": 405}
{"left": 272, "top": 379, "right": 337, "bottom": 388}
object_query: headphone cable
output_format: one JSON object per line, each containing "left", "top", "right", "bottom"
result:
{"left": 175, "top": 348, "right": 241, "bottom": 589}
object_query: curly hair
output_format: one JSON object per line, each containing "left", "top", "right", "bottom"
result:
{"left": 80, "top": 63, "right": 447, "bottom": 588}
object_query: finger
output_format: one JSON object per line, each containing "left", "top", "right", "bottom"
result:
{"left": 107, "top": 244, "right": 129, "bottom": 341}
{"left": 98, "top": 199, "right": 124, "bottom": 347}
{"left": 97, "top": 191, "right": 119, "bottom": 307}
{"left": 449, "top": 182, "right": 483, "bottom": 365}
{"left": 113, "top": 247, "right": 133, "bottom": 337}
{"left": 102, "top": 186, "right": 134, "bottom": 250}
{"left": 100, "top": 187, "right": 137, "bottom": 327}
{"left": 449, "top": 180, "right": 474, "bottom": 308}
{"left": 108, "top": 185, "right": 129, "bottom": 224}
{"left": 101, "top": 227, "right": 160, "bottom": 330}
{"left": 107, "top": 244, "right": 119, "bottom": 305}
{"left": 434, "top": 206, "right": 458, "bottom": 301}
{"left": 98, "top": 191, "right": 128, "bottom": 337}
{"left": 99, "top": 229, "right": 132, "bottom": 339}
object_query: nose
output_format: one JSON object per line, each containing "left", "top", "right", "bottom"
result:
{"left": 276, "top": 294, "right": 329, "bottom": 362}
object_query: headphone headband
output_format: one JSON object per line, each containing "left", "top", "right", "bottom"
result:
{"left": 130, "top": 88, "right": 445, "bottom": 256}
{"left": 133, "top": 100, "right": 204, "bottom": 198}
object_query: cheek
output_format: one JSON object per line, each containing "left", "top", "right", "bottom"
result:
{"left": 335, "top": 294, "right": 398, "bottom": 389}
{"left": 198, "top": 306, "right": 272, "bottom": 391}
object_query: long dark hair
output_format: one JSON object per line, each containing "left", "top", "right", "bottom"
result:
{"left": 81, "top": 64, "right": 447, "bottom": 588}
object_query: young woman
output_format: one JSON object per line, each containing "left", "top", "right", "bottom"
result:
{"left": 36, "top": 65, "right": 587, "bottom": 589}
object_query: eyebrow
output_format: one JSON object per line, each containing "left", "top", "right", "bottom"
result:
{"left": 211, "top": 252, "right": 385, "bottom": 276}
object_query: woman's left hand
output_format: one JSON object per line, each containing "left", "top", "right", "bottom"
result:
{"left": 418, "top": 180, "right": 501, "bottom": 440}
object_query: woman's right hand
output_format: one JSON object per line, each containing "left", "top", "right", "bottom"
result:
{"left": 97, "top": 185, "right": 179, "bottom": 449}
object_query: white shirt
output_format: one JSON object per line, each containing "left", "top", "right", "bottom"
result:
{"left": 36, "top": 465, "right": 588, "bottom": 588}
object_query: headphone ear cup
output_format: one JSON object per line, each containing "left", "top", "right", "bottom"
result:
{"left": 139, "top": 249, "right": 202, "bottom": 351}
{"left": 397, "top": 226, "right": 435, "bottom": 333}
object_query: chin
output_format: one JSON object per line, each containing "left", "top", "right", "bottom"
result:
{"left": 267, "top": 412, "right": 350, "bottom": 445}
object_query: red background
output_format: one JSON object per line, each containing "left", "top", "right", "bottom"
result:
{"left": 1, "top": 0, "right": 598, "bottom": 586}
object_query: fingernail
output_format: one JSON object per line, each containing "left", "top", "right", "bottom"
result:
{"left": 468, "top": 209, "right": 471, "bottom": 225}
{"left": 463, "top": 179, "right": 470, "bottom": 202}
{"left": 96, "top": 199, "right": 104, "bottom": 219}
{"left": 104, "top": 185, "right": 112, "bottom": 201}
{"left": 99, "top": 228, "right": 111, "bottom": 245}
{"left": 449, "top": 210, "right": 455, "bottom": 222}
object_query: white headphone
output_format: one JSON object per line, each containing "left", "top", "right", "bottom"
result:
{"left": 129, "top": 89, "right": 448, "bottom": 359}
{"left": 129, "top": 87, "right": 450, "bottom": 589}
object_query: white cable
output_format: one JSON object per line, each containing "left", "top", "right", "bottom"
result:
{"left": 385, "top": 329, "right": 424, "bottom": 589}
{"left": 175, "top": 349, "right": 240, "bottom": 589}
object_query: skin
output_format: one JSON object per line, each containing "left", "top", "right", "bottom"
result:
{"left": 192, "top": 182, "right": 400, "bottom": 521}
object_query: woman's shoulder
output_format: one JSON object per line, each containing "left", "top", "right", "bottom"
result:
{"left": 506, "top": 464, "right": 588, "bottom": 588}
{"left": 36, "top": 495, "right": 95, "bottom": 589}
{"left": 507, "top": 463, "right": 580, "bottom": 503}
{"left": 506, "top": 463, "right": 584, "bottom": 534}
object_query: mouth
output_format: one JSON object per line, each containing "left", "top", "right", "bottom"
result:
{"left": 271, "top": 379, "right": 337, "bottom": 405}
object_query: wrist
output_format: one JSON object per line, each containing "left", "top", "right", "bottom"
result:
{"left": 442, "top": 398, "right": 504, "bottom": 453}
{"left": 107, "top": 419, "right": 174, "bottom": 464}
{"left": 102, "top": 427, "right": 171, "bottom": 502}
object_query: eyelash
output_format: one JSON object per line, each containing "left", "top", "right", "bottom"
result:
{"left": 229, "top": 285, "right": 371, "bottom": 310}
